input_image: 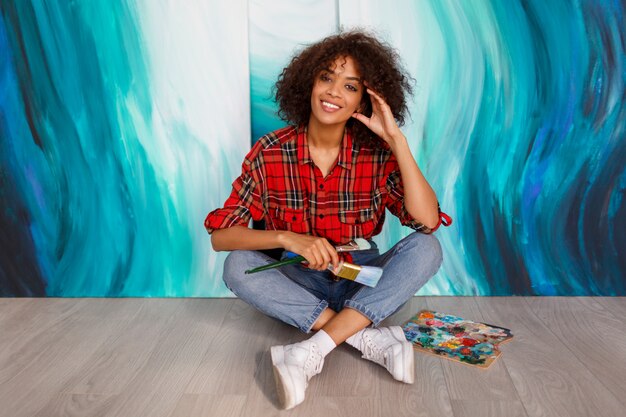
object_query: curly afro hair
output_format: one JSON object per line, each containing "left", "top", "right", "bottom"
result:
{"left": 274, "top": 30, "right": 414, "bottom": 148}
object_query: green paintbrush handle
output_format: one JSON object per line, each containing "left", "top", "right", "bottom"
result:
{"left": 244, "top": 255, "right": 306, "bottom": 274}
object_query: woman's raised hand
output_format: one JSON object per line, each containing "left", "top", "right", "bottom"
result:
{"left": 280, "top": 232, "right": 339, "bottom": 271}
{"left": 352, "top": 86, "right": 404, "bottom": 145}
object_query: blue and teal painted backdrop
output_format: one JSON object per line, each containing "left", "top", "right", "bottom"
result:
{"left": 1, "top": 0, "right": 624, "bottom": 296}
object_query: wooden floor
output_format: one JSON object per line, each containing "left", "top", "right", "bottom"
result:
{"left": 1, "top": 297, "right": 625, "bottom": 417}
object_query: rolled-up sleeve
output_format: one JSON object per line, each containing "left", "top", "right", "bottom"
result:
{"left": 204, "top": 158, "right": 264, "bottom": 234}
{"left": 385, "top": 169, "right": 450, "bottom": 234}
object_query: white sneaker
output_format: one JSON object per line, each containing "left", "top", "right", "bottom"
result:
{"left": 354, "top": 326, "right": 415, "bottom": 384}
{"left": 270, "top": 341, "right": 324, "bottom": 409}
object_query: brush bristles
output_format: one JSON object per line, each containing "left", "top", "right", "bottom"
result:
{"left": 333, "top": 262, "right": 383, "bottom": 288}
{"left": 354, "top": 266, "right": 383, "bottom": 287}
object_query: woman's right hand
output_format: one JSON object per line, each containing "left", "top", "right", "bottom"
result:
{"left": 279, "top": 232, "right": 339, "bottom": 271}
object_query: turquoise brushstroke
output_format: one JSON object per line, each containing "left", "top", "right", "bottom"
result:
{"left": 1, "top": 1, "right": 193, "bottom": 296}
{"left": 1, "top": 0, "right": 624, "bottom": 296}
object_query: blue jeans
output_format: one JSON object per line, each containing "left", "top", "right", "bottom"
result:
{"left": 223, "top": 232, "right": 443, "bottom": 333}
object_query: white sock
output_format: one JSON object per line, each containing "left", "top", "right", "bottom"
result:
{"left": 345, "top": 329, "right": 366, "bottom": 351}
{"left": 307, "top": 330, "right": 336, "bottom": 357}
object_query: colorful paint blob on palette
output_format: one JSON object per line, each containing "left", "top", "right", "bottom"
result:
{"left": 402, "top": 310, "right": 514, "bottom": 368}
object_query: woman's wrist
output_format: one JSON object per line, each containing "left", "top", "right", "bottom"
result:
{"left": 276, "top": 230, "right": 292, "bottom": 249}
{"left": 387, "top": 132, "right": 409, "bottom": 154}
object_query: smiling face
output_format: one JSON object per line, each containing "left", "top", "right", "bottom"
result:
{"left": 309, "top": 55, "right": 364, "bottom": 129}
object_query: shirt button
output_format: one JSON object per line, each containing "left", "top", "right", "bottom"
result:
{"left": 319, "top": 184, "right": 324, "bottom": 190}
{"left": 319, "top": 214, "right": 325, "bottom": 219}
{"left": 292, "top": 215, "right": 297, "bottom": 221}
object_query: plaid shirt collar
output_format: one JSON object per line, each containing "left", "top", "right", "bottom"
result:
{"left": 296, "top": 125, "right": 354, "bottom": 170}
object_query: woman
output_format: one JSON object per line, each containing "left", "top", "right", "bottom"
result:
{"left": 205, "top": 30, "right": 450, "bottom": 409}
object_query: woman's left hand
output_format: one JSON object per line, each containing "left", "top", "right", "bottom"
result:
{"left": 352, "top": 87, "right": 404, "bottom": 146}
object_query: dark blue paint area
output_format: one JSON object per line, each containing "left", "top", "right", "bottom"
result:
{"left": 0, "top": 165, "right": 46, "bottom": 296}
{"left": 0, "top": 11, "right": 45, "bottom": 296}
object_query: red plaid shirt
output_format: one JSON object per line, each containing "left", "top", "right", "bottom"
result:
{"left": 205, "top": 125, "right": 450, "bottom": 245}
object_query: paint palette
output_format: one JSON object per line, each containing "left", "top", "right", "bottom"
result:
{"left": 402, "top": 310, "right": 513, "bottom": 368}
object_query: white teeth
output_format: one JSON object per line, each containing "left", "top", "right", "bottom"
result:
{"left": 322, "top": 101, "right": 339, "bottom": 109}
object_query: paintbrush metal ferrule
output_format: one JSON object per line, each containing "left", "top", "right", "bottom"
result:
{"left": 329, "top": 262, "right": 362, "bottom": 281}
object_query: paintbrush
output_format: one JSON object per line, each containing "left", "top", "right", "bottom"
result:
{"left": 244, "top": 238, "right": 371, "bottom": 274}
{"left": 244, "top": 238, "right": 383, "bottom": 287}
{"left": 326, "top": 260, "right": 383, "bottom": 287}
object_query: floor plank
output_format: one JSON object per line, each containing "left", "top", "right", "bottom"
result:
{"left": 289, "top": 397, "right": 381, "bottom": 417}
{"left": 30, "top": 394, "right": 120, "bottom": 417}
{"left": 169, "top": 394, "right": 246, "bottom": 417}
{"left": 0, "top": 297, "right": 623, "bottom": 417}
{"left": 238, "top": 332, "right": 294, "bottom": 417}
{"left": 378, "top": 297, "right": 455, "bottom": 417}
{"left": 59, "top": 299, "right": 180, "bottom": 395}
{"left": 184, "top": 299, "right": 288, "bottom": 396}
{"left": 525, "top": 297, "right": 626, "bottom": 407}
{"left": 475, "top": 297, "right": 624, "bottom": 417}
{"left": 425, "top": 297, "right": 527, "bottom": 411}
{"left": 593, "top": 297, "right": 626, "bottom": 322}
{"left": 0, "top": 298, "right": 86, "bottom": 365}
{"left": 450, "top": 399, "right": 528, "bottom": 417}
{"left": 0, "top": 298, "right": 37, "bottom": 328}
{"left": 309, "top": 343, "right": 380, "bottom": 398}
{"left": 98, "top": 299, "right": 232, "bottom": 417}
{"left": 0, "top": 299, "right": 142, "bottom": 417}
